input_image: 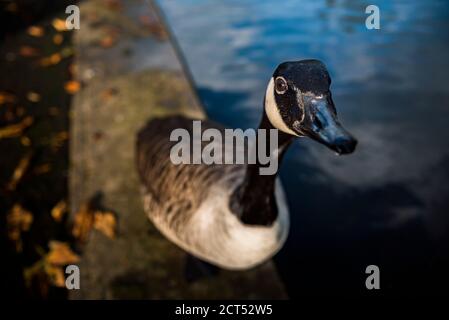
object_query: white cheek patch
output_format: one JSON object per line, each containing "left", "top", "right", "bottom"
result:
{"left": 265, "top": 77, "right": 298, "bottom": 136}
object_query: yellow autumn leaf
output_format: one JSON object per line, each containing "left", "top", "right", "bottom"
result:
{"left": 53, "top": 33, "right": 64, "bottom": 45}
{"left": 94, "top": 211, "right": 117, "bottom": 239}
{"left": 51, "top": 200, "right": 67, "bottom": 222}
{"left": 0, "top": 116, "right": 33, "bottom": 139}
{"left": 52, "top": 18, "right": 67, "bottom": 32}
{"left": 19, "top": 46, "right": 39, "bottom": 57}
{"left": 6, "top": 204, "right": 33, "bottom": 252}
{"left": 26, "top": 91, "right": 41, "bottom": 102}
{"left": 46, "top": 241, "right": 80, "bottom": 266}
{"left": 72, "top": 203, "right": 95, "bottom": 243}
{"left": 44, "top": 264, "right": 66, "bottom": 288}
{"left": 0, "top": 91, "right": 16, "bottom": 105}
{"left": 27, "top": 26, "right": 45, "bottom": 37}
{"left": 39, "top": 53, "right": 62, "bottom": 67}
{"left": 7, "top": 152, "right": 33, "bottom": 191}
{"left": 64, "top": 81, "right": 81, "bottom": 94}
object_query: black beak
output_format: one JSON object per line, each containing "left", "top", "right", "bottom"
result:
{"left": 296, "top": 96, "right": 357, "bottom": 155}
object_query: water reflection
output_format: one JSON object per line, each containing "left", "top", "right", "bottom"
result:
{"left": 159, "top": 0, "right": 449, "bottom": 296}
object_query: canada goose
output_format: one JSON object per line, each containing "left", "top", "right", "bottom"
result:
{"left": 136, "top": 59, "right": 357, "bottom": 270}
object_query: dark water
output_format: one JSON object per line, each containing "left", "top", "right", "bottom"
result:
{"left": 159, "top": 0, "right": 449, "bottom": 296}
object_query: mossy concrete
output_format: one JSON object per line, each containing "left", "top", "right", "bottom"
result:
{"left": 69, "top": 0, "right": 287, "bottom": 299}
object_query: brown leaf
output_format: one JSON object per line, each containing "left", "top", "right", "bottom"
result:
{"left": 72, "top": 202, "right": 118, "bottom": 242}
{"left": 7, "top": 204, "right": 33, "bottom": 252}
{"left": 19, "top": 46, "right": 39, "bottom": 57}
{"left": 7, "top": 152, "right": 33, "bottom": 191}
{"left": 94, "top": 211, "right": 117, "bottom": 239}
{"left": 51, "top": 131, "right": 69, "bottom": 150}
{"left": 53, "top": 33, "right": 64, "bottom": 45}
{"left": 51, "top": 200, "right": 67, "bottom": 222}
{"left": 0, "top": 91, "right": 16, "bottom": 105}
{"left": 52, "top": 18, "right": 67, "bottom": 32}
{"left": 27, "top": 26, "right": 45, "bottom": 37}
{"left": 44, "top": 264, "right": 66, "bottom": 288}
{"left": 26, "top": 91, "right": 41, "bottom": 102}
{"left": 0, "top": 116, "right": 33, "bottom": 139}
{"left": 72, "top": 203, "right": 95, "bottom": 243}
{"left": 39, "top": 53, "right": 62, "bottom": 67}
{"left": 20, "top": 136, "right": 31, "bottom": 146}
{"left": 64, "top": 81, "right": 80, "bottom": 94}
{"left": 46, "top": 241, "right": 80, "bottom": 266}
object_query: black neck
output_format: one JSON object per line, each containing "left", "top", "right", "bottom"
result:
{"left": 230, "top": 112, "right": 293, "bottom": 226}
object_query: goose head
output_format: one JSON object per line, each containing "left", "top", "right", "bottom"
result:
{"left": 265, "top": 59, "right": 357, "bottom": 155}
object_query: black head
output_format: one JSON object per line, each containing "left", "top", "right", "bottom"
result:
{"left": 265, "top": 59, "right": 357, "bottom": 155}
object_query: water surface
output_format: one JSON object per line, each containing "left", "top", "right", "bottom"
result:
{"left": 158, "top": 0, "right": 449, "bottom": 296}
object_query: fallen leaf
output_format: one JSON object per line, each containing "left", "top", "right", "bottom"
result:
{"left": 94, "top": 211, "right": 117, "bottom": 239}
{"left": 72, "top": 202, "right": 118, "bottom": 242}
{"left": 7, "top": 151, "right": 33, "bottom": 190}
{"left": 100, "top": 35, "right": 116, "bottom": 48}
{"left": 0, "top": 116, "right": 33, "bottom": 139}
{"left": 26, "top": 91, "right": 41, "bottom": 102}
{"left": 53, "top": 33, "right": 64, "bottom": 45}
{"left": 44, "top": 264, "right": 66, "bottom": 288}
{"left": 52, "top": 18, "right": 67, "bottom": 32}
{"left": 20, "top": 136, "right": 31, "bottom": 146}
{"left": 24, "top": 242, "right": 80, "bottom": 289}
{"left": 19, "top": 46, "right": 39, "bottom": 57}
{"left": 39, "top": 53, "right": 61, "bottom": 67}
{"left": 7, "top": 204, "right": 33, "bottom": 252}
{"left": 46, "top": 241, "right": 80, "bottom": 266}
{"left": 64, "top": 81, "right": 80, "bottom": 94}
{"left": 51, "top": 200, "right": 67, "bottom": 222}
{"left": 72, "top": 203, "right": 95, "bottom": 243}
{"left": 51, "top": 131, "right": 69, "bottom": 150}
{"left": 27, "top": 26, "right": 44, "bottom": 37}
{"left": 0, "top": 91, "right": 16, "bottom": 105}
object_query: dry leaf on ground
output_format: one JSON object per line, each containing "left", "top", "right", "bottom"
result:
{"left": 53, "top": 33, "right": 64, "bottom": 45}
{"left": 52, "top": 18, "right": 67, "bottom": 32}
{"left": 46, "top": 241, "right": 80, "bottom": 266}
{"left": 26, "top": 91, "right": 41, "bottom": 102}
{"left": 24, "top": 241, "right": 80, "bottom": 288}
{"left": 0, "top": 91, "right": 16, "bottom": 105}
{"left": 19, "top": 46, "right": 39, "bottom": 57}
{"left": 0, "top": 116, "right": 33, "bottom": 139}
{"left": 7, "top": 151, "right": 33, "bottom": 190}
{"left": 72, "top": 202, "right": 118, "bottom": 242}
{"left": 6, "top": 204, "right": 33, "bottom": 252}
{"left": 51, "top": 200, "right": 67, "bottom": 222}
{"left": 27, "top": 26, "right": 45, "bottom": 37}
{"left": 64, "top": 81, "right": 80, "bottom": 94}
{"left": 39, "top": 53, "right": 62, "bottom": 67}
{"left": 72, "top": 203, "right": 95, "bottom": 243}
{"left": 94, "top": 211, "right": 117, "bottom": 239}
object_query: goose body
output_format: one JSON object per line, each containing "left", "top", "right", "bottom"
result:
{"left": 137, "top": 116, "right": 289, "bottom": 269}
{"left": 136, "top": 60, "right": 357, "bottom": 270}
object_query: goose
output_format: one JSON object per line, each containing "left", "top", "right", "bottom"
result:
{"left": 136, "top": 59, "right": 357, "bottom": 270}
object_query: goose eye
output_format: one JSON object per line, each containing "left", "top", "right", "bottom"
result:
{"left": 275, "top": 77, "right": 288, "bottom": 94}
